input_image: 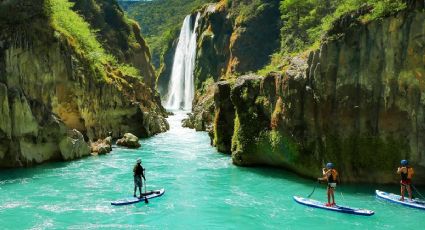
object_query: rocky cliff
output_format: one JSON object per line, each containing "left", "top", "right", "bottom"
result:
{"left": 195, "top": 0, "right": 280, "bottom": 88}
{"left": 0, "top": 0, "right": 168, "bottom": 167}
{"left": 182, "top": 0, "right": 281, "bottom": 131}
{"left": 206, "top": 1, "right": 425, "bottom": 184}
{"left": 71, "top": 0, "right": 157, "bottom": 89}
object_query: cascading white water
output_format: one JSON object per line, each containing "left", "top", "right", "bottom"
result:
{"left": 165, "top": 13, "right": 200, "bottom": 111}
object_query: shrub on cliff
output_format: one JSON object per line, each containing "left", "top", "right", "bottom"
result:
{"left": 46, "top": 0, "right": 141, "bottom": 82}
{"left": 279, "top": 0, "right": 407, "bottom": 53}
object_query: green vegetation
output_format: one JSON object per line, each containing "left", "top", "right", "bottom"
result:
{"left": 122, "top": 0, "right": 214, "bottom": 68}
{"left": 49, "top": 0, "right": 113, "bottom": 76}
{"left": 279, "top": 0, "right": 407, "bottom": 53}
{"left": 258, "top": 0, "right": 407, "bottom": 75}
{"left": 233, "top": 0, "right": 266, "bottom": 24}
{"left": 117, "top": 64, "right": 141, "bottom": 77}
{"left": 47, "top": 0, "right": 141, "bottom": 81}
{"left": 224, "top": 0, "right": 232, "bottom": 8}
{"left": 231, "top": 114, "right": 242, "bottom": 153}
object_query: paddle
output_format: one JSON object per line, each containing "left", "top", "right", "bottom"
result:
{"left": 143, "top": 168, "right": 148, "bottom": 204}
{"left": 143, "top": 178, "right": 148, "bottom": 204}
{"left": 307, "top": 180, "right": 320, "bottom": 198}
{"left": 412, "top": 184, "right": 425, "bottom": 200}
{"left": 340, "top": 192, "right": 345, "bottom": 202}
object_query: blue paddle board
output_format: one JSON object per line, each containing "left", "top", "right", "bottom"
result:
{"left": 293, "top": 196, "right": 374, "bottom": 216}
{"left": 111, "top": 188, "right": 165, "bottom": 206}
{"left": 376, "top": 190, "right": 425, "bottom": 210}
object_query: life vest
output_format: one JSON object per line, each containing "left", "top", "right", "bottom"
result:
{"left": 327, "top": 169, "right": 338, "bottom": 183}
{"left": 401, "top": 167, "right": 414, "bottom": 180}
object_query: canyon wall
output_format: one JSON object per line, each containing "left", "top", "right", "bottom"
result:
{"left": 205, "top": 1, "right": 425, "bottom": 184}
{"left": 0, "top": 0, "right": 168, "bottom": 167}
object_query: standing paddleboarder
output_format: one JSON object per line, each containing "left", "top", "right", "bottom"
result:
{"left": 318, "top": 162, "right": 339, "bottom": 207}
{"left": 133, "top": 158, "right": 146, "bottom": 198}
{"left": 397, "top": 159, "right": 414, "bottom": 201}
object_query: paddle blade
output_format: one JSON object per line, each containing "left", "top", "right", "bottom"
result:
{"left": 144, "top": 197, "right": 149, "bottom": 204}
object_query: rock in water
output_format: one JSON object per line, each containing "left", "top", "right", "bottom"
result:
{"left": 117, "top": 133, "right": 141, "bottom": 148}
{"left": 90, "top": 136, "right": 113, "bottom": 155}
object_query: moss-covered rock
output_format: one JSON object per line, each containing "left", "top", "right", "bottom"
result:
{"left": 71, "top": 0, "right": 157, "bottom": 89}
{"left": 213, "top": 81, "right": 235, "bottom": 153}
{"left": 0, "top": 0, "right": 168, "bottom": 168}
{"left": 189, "top": 0, "right": 281, "bottom": 131}
{"left": 224, "top": 4, "right": 425, "bottom": 184}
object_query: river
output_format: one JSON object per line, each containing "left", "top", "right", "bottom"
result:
{"left": 0, "top": 112, "right": 423, "bottom": 229}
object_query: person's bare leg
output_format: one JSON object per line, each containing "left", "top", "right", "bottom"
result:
{"left": 407, "top": 185, "right": 413, "bottom": 201}
{"left": 327, "top": 188, "right": 331, "bottom": 205}
{"left": 331, "top": 189, "right": 335, "bottom": 205}
{"left": 400, "top": 185, "right": 405, "bottom": 201}
{"left": 134, "top": 186, "right": 137, "bottom": 197}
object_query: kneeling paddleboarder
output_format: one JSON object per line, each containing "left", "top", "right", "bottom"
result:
{"left": 133, "top": 158, "right": 146, "bottom": 198}
{"left": 318, "top": 162, "right": 339, "bottom": 207}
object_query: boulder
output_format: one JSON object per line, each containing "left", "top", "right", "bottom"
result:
{"left": 182, "top": 113, "right": 195, "bottom": 129}
{"left": 90, "top": 135, "right": 112, "bottom": 155}
{"left": 116, "top": 133, "right": 141, "bottom": 148}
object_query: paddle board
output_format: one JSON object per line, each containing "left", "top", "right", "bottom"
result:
{"left": 111, "top": 188, "right": 165, "bottom": 206}
{"left": 376, "top": 190, "right": 425, "bottom": 210}
{"left": 293, "top": 196, "right": 374, "bottom": 216}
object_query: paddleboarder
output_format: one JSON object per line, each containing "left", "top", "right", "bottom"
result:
{"left": 318, "top": 162, "right": 339, "bottom": 207}
{"left": 397, "top": 159, "right": 414, "bottom": 201}
{"left": 133, "top": 158, "right": 146, "bottom": 198}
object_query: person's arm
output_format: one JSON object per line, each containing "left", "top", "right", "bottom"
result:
{"left": 318, "top": 168, "right": 327, "bottom": 182}
{"left": 397, "top": 167, "right": 406, "bottom": 174}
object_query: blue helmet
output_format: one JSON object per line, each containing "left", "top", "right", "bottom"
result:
{"left": 401, "top": 160, "right": 408, "bottom": 166}
{"left": 326, "top": 162, "right": 334, "bottom": 169}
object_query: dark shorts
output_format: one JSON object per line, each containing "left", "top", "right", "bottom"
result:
{"left": 401, "top": 179, "right": 411, "bottom": 186}
{"left": 134, "top": 176, "right": 143, "bottom": 187}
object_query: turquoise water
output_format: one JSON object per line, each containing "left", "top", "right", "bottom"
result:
{"left": 0, "top": 111, "right": 424, "bottom": 229}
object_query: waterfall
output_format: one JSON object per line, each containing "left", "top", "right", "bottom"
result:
{"left": 164, "top": 13, "right": 200, "bottom": 111}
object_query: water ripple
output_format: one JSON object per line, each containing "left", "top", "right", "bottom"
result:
{"left": 0, "top": 111, "right": 424, "bottom": 229}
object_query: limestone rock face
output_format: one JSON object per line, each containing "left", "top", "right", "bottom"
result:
{"left": 71, "top": 0, "right": 157, "bottom": 89}
{"left": 189, "top": 84, "right": 215, "bottom": 132}
{"left": 212, "top": 5, "right": 425, "bottom": 184}
{"left": 157, "top": 31, "right": 179, "bottom": 97}
{"left": 213, "top": 81, "right": 234, "bottom": 153}
{"left": 60, "top": 129, "right": 91, "bottom": 160}
{"left": 188, "top": 0, "right": 280, "bottom": 134}
{"left": 117, "top": 133, "right": 141, "bottom": 148}
{"left": 194, "top": 0, "right": 280, "bottom": 89}
{"left": 0, "top": 0, "right": 168, "bottom": 167}
{"left": 142, "top": 111, "right": 170, "bottom": 136}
